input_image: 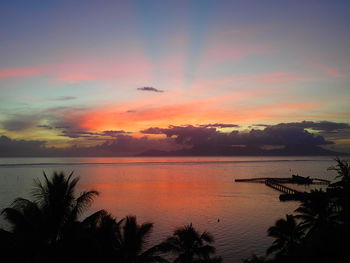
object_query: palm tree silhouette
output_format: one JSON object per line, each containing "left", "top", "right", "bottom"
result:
{"left": 242, "top": 254, "right": 266, "bottom": 263}
{"left": 1, "top": 171, "right": 100, "bottom": 262}
{"left": 328, "top": 158, "right": 350, "bottom": 222}
{"left": 36, "top": 172, "right": 98, "bottom": 242}
{"left": 159, "top": 223, "right": 221, "bottom": 263}
{"left": 328, "top": 158, "right": 350, "bottom": 184}
{"left": 66, "top": 209, "right": 124, "bottom": 262}
{"left": 267, "top": 214, "right": 303, "bottom": 257}
{"left": 295, "top": 189, "right": 338, "bottom": 236}
{"left": 118, "top": 215, "right": 167, "bottom": 263}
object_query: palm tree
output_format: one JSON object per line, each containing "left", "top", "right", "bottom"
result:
{"left": 32, "top": 171, "right": 99, "bottom": 242}
{"left": 1, "top": 197, "right": 47, "bottom": 262}
{"left": 57, "top": 209, "right": 124, "bottom": 262}
{"left": 0, "top": 228, "right": 19, "bottom": 262}
{"left": 328, "top": 158, "right": 350, "bottom": 222}
{"left": 159, "top": 223, "right": 221, "bottom": 263}
{"left": 193, "top": 256, "right": 222, "bottom": 263}
{"left": 83, "top": 210, "right": 123, "bottom": 250}
{"left": 117, "top": 215, "right": 167, "bottom": 263}
{"left": 1, "top": 171, "right": 100, "bottom": 262}
{"left": 243, "top": 254, "right": 266, "bottom": 263}
{"left": 267, "top": 214, "right": 303, "bottom": 257}
{"left": 328, "top": 158, "right": 350, "bottom": 184}
{"left": 295, "top": 189, "right": 338, "bottom": 235}
{"left": 2, "top": 197, "right": 44, "bottom": 238}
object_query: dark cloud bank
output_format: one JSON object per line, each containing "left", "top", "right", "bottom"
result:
{"left": 137, "top": 87, "right": 164, "bottom": 93}
{"left": 50, "top": 96, "right": 77, "bottom": 101}
{"left": 1, "top": 121, "right": 349, "bottom": 157}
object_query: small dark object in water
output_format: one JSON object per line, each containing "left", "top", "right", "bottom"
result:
{"left": 291, "top": 174, "right": 313, "bottom": 184}
{"left": 279, "top": 192, "right": 306, "bottom": 201}
{"left": 217, "top": 218, "right": 220, "bottom": 222}
{"left": 280, "top": 194, "right": 297, "bottom": 201}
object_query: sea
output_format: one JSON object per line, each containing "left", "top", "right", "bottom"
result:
{"left": 0, "top": 156, "right": 339, "bottom": 262}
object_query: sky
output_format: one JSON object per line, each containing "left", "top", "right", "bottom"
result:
{"left": 0, "top": 0, "right": 350, "bottom": 156}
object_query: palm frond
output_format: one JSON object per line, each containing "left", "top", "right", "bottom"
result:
{"left": 1, "top": 208, "right": 26, "bottom": 230}
{"left": 82, "top": 209, "right": 108, "bottom": 227}
{"left": 71, "top": 190, "right": 99, "bottom": 220}
{"left": 138, "top": 222, "right": 154, "bottom": 240}
{"left": 200, "top": 231, "right": 214, "bottom": 243}
{"left": 139, "top": 245, "right": 168, "bottom": 262}
{"left": 266, "top": 241, "right": 284, "bottom": 255}
{"left": 158, "top": 236, "right": 182, "bottom": 253}
{"left": 196, "top": 244, "right": 216, "bottom": 256}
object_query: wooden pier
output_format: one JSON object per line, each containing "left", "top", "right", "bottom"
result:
{"left": 234, "top": 177, "right": 330, "bottom": 185}
{"left": 235, "top": 175, "right": 330, "bottom": 199}
{"left": 235, "top": 177, "right": 287, "bottom": 183}
{"left": 265, "top": 179, "right": 299, "bottom": 195}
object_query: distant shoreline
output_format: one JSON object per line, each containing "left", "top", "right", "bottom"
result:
{"left": 0, "top": 156, "right": 345, "bottom": 168}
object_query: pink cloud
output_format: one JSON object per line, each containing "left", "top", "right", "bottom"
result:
{"left": 303, "top": 57, "right": 349, "bottom": 78}
{"left": 0, "top": 66, "right": 43, "bottom": 78}
{"left": 193, "top": 72, "right": 313, "bottom": 91}
{"left": 314, "top": 63, "right": 348, "bottom": 78}
{"left": 258, "top": 102, "right": 323, "bottom": 113}
{"left": 0, "top": 54, "right": 153, "bottom": 84}
{"left": 56, "top": 73, "right": 96, "bottom": 83}
{"left": 253, "top": 72, "right": 314, "bottom": 83}
{"left": 202, "top": 43, "right": 270, "bottom": 65}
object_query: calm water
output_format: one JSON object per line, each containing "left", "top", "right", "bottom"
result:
{"left": 0, "top": 156, "right": 338, "bottom": 262}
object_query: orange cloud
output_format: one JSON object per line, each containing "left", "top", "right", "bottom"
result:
{"left": 78, "top": 101, "right": 228, "bottom": 132}
{"left": 58, "top": 91, "right": 323, "bottom": 136}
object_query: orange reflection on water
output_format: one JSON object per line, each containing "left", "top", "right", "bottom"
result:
{"left": 78, "top": 161, "right": 229, "bottom": 229}
{"left": 86, "top": 181, "right": 222, "bottom": 221}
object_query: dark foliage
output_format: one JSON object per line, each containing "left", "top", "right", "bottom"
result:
{"left": 159, "top": 223, "right": 222, "bottom": 263}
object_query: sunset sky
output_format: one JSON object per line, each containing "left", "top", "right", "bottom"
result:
{"left": 0, "top": 0, "right": 349, "bottom": 155}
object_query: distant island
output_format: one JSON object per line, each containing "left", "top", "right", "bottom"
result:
{"left": 137, "top": 144, "right": 344, "bottom": 157}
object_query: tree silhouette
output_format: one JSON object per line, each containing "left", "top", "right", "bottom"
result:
{"left": 295, "top": 189, "right": 338, "bottom": 236}
{"left": 1, "top": 171, "right": 100, "bottom": 262}
{"left": 328, "top": 157, "right": 350, "bottom": 222}
{"left": 159, "top": 223, "right": 221, "bottom": 263}
{"left": 328, "top": 157, "right": 350, "bottom": 184}
{"left": 267, "top": 214, "right": 303, "bottom": 258}
{"left": 118, "top": 215, "right": 167, "bottom": 263}
{"left": 242, "top": 254, "right": 266, "bottom": 263}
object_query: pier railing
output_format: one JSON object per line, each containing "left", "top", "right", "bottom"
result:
{"left": 265, "top": 179, "right": 299, "bottom": 195}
